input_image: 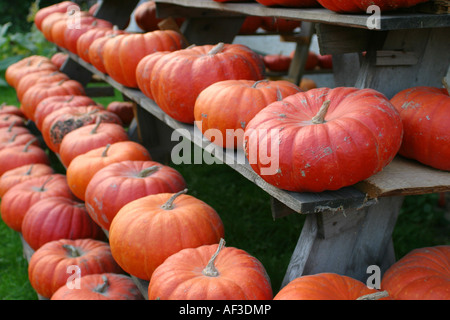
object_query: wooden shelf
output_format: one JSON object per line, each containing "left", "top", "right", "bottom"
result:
{"left": 60, "top": 47, "right": 450, "bottom": 218}
{"left": 154, "top": 0, "right": 450, "bottom": 30}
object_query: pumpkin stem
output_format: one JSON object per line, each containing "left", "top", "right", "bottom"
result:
{"left": 62, "top": 244, "right": 81, "bottom": 257}
{"left": 102, "top": 144, "right": 111, "bottom": 157}
{"left": 202, "top": 238, "right": 226, "bottom": 277}
{"left": 208, "top": 42, "right": 225, "bottom": 55}
{"left": 23, "top": 137, "right": 38, "bottom": 152}
{"left": 138, "top": 165, "right": 159, "bottom": 178}
{"left": 94, "top": 275, "right": 109, "bottom": 294}
{"left": 8, "top": 133, "right": 18, "bottom": 142}
{"left": 38, "top": 175, "right": 53, "bottom": 192}
{"left": 67, "top": 95, "right": 75, "bottom": 103}
{"left": 161, "top": 188, "right": 188, "bottom": 210}
{"left": 356, "top": 290, "right": 389, "bottom": 300}
{"left": 311, "top": 100, "right": 331, "bottom": 124}
{"left": 7, "top": 121, "right": 15, "bottom": 132}
{"left": 90, "top": 117, "right": 102, "bottom": 134}
{"left": 25, "top": 164, "right": 34, "bottom": 176}
{"left": 251, "top": 80, "right": 269, "bottom": 89}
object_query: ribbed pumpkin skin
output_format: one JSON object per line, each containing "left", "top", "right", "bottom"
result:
{"left": 390, "top": 87, "right": 450, "bottom": 171}
{"left": 274, "top": 273, "right": 381, "bottom": 300}
{"left": 66, "top": 141, "right": 152, "bottom": 200}
{"left": 0, "top": 131, "right": 39, "bottom": 151}
{"left": 34, "top": 1, "right": 76, "bottom": 31}
{"left": 16, "top": 70, "right": 69, "bottom": 102}
{"left": 0, "top": 174, "right": 74, "bottom": 232}
{"left": 381, "top": 246, "right": 450, "bottom": 300}
{"left": 59, "top": 122, "right": 130, "bottom": 168}
{"left": 316, "top": 0, "right": 429, "bottom": 12}
{"left": 148, "top": 243, "right": 273, "bottom": 300}
{"left": 0, "top": 163, "right": 54, "bottom": 197}
{"left": 136, "top": 51, "right": 171, "bottom": 100}
{"left": 21, "top": 197, "right": 105, "bottom": 251}
{"left": 28, "top": 239, "right": 124, "bottom": 299}
{"left": 76, "top": 27, "right": 117, "bottom": 63}
{"left": 88, "top": 32, "right": 125, "bottom": 74}
{"left": 256, "top": 0, "right": 320, "bottom": 7}
{"left": 102, "top": 31, "right": 186, "bottom": 88}
{"left": 85, "top": 160, "right": 187, "bottom": 231}
{"left": 109, "top": 192, "right": 224, "bottom": 281}
{"left": 51, "top": 273, "right": 144, "bottom": 300}
{"left": 150, "top": 43, "right": 265, "bottom": 124}
{"left": 5, "top": 56, "right": 57, "bottom": 89}
{"left": 243, "top": 87, "right": 403, "bottom": 192}
{"left": 194, "top": 79, "right": 301, "bottom": 149}
{"left": 20, "top": 79, "right": 86, "bottom": 121}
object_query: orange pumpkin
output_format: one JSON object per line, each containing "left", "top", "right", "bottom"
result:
{"left": 0, "top": 163, "right": 54, "bottom": 197}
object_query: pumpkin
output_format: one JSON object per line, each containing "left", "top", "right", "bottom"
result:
{"left": 316, "top": 0, "right": 429, "bottom": 12}
{"left": 51, "top": 273, "right": 144, "bottom": 300}
{"left": 390, "top": 86, "right": 450, "bottom": 171}
{"left": 41, "top": 11, "right": 91, "bottom": 43}
{"left": 5, "top": 55, "right": 57, "bottom": 89}
{"left": 50, "top": 52, "right": 68, "bottom": 69}
{"left": 102, "top": 30, "right": 186, "bottom": 88}
{"left": 194, "top": 79, "right": 301, "bottom": 149}
{"left": 41, "top": 105, "right": 123, "bottom": 153}
{"left": 106, "top": 101, "right": 135, "bottom": 126}
{"left": 381, "top": 245, "right": 450, "bottom": 300}
{"left": 28, "top": 238, "right": 123, "bottom": 299}
{"left": 136, "top": 51, "right": 171, "bottom": 100}
{"left": 66, "top": 141, "right": 152, "bottom": 200}
{"left": 260, "top": 17, "right": 301, "bottom": 33}
{"left": 88, "top": 31, "right": 126, "bottom": 74}
{"left": 21, "top": 196, "right": 105, "bottom": 251}
{"left": 256, "top": 0, "right": 320, "bottom": 7}
{"left": 274, "top": 273, "right": 388, "bottom": 300}
{"left": 34, "top": 1, "right": 76, "bottom": 31}
{"left": 85, "top": 160, "right": 187, "bottom": 231}
{"left": 263, "top": 53, "right": 292, "bottom": 72}
{"left": 0, "top": 164, "right": 54, "bottom": 197}
{"left": 148, "top": 238, "right": 273, "bottom": 300}
{"left": 299, "top": 77, "right": 317, "bottom": 91}
{"left": 0, "top": 103, "right": 25, "bottom": 118}
{"left": 0, "top": 123, "right": 31, "bottom": 140}
{"left": 0, "top": 114, "right": 26, "bottom": 128}
{"left": 243, "top": 87, "right": 403, "bottom": 192}
{"left": 239, "top": 16, "right": 264, "bottom": 34}
{"left": 109, "top": 189, "right": 224, "bottom": 281}
{"left": 150, "top": 43, "right": 265, "bottom": 123}
{"left": 133, "top": 1, "right": 184, "bottom": 32}
{"left": 16, "top": 70, "right": 69, "bottom": 102}
{"left": 318, "top": 54, "right": 333, "bottom": 69}
{"left": 0, "top": 131, "right": 39, "bottom": 152}
{"left": 0, "top": 138, "right": 50, "bottom": 178}
{"left": 20, "top": 79, "right": 86, "bottom": 122}
{"left": 59, "top": 120, "right": 129, "bottom": 168}
{"left": 0, "top": 174, "right": 73, "bottom": 232}
{"left": 88, "top": 2, "right": 100, "bottom": 15}
{"left": 34, "top": 95, "right": 99, "bottom": 131}
{"left": 76, "top": 26, "right": 121, "bottom": 63}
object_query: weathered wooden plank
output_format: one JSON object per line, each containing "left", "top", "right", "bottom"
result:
{"left": 316, "top": 24, "right": 371, "bottom": 55}
{"left": 154, "top": 0, "right": 450, "bottom": 30}
{"left": 355, "top": 156, "right": 450, "bottom": 198}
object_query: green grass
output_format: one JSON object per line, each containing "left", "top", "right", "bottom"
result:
{"left": 0, "top": 84, "right": 449, "bottom": 299}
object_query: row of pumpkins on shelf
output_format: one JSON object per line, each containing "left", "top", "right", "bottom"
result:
{"left": 24, "top": 0, "right": 449, "bottom": 196}
{"left": 1, "top": 54, "right": 448, "bottom": 301}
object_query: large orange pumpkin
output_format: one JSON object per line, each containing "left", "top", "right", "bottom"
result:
{"left": 102, "top": 30, "right": 187, "bottom": 88}
{"left": 51, "top": 273, "right": 144, "bottom": 300}
{"left": 381, "top": 245, "right": 450, "bottom": 300}
{"left": 316, "top": 0, "right": 429, "bottom": 12}
{"left": 66, "top": 141, "right": 152, "bottom": 200}
{"left": 34, "top": 1, "right": 76, "bottom": 31}
{"left": 148, "top": 239, "right": 273, "bottom": 300}
{"left": 0, "top": 163, "right": 54, "bottom": 197}
{"left": 5, "top": 55, "right": 57, "bottom": 89}
{"left": 28, "top": 238, "right": 123, "bottom": 299}
{"left": 88, "top": 31, "right": 126, "bottom": 74}
{"left": 243, "top": 87, "right": 403, "bottom": 192}
{"left": 85, "top": 160, "right": 187, "bottom": 231}
{"left": 109, "top": 189, "right": 225, "bottom": 281}
{"left": 194, "top": 79, "right": 301, "bottom": 149}
{"left": 150, "top": 43, "right": 265, "bottom": 123}
{"left": 15, "top": 70, "right": 69, "bottom": 102}
{"left": 274, "top": 273, "right": 388, "bottom": 300}
{"left": 390, "top": 86, "right": 450, "bottom": 171}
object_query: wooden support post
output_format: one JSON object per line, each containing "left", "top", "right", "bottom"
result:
{"left": 94, "top": 0, "right": 140, "bottom": 29}
{"left": 280, "top": 196, "right": 404, "bottom": 290}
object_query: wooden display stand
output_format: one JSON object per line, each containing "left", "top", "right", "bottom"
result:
{"left": 54, "top": 0, "right": 450, "bottom": 296}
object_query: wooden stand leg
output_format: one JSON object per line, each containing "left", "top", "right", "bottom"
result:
{"left": 280, "top": 196, "right": 404, "bottom": 288}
